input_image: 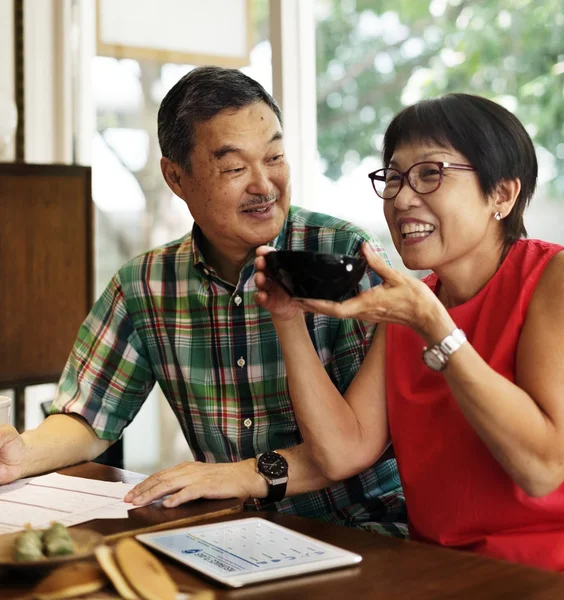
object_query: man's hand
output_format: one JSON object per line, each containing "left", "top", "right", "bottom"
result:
{"left": 0, "top": 425, "right": 27, "bottom": 485}
{"left": 124, "top": 460, "right": 267, "bottom": 508}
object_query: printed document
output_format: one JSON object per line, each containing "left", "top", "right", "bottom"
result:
{"left": 0, "top": 472, "right": 137, "bottom": 533}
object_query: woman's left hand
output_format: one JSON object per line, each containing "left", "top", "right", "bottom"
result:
{"left": 298, "top": 243, "right": 444, "bottom": 338}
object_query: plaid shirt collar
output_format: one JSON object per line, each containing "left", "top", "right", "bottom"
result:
{"left": 191, "top": 224, "right": 215, "bottom": 276}
{"left": 190, "top": 213, "right": 290, "bottom": 281}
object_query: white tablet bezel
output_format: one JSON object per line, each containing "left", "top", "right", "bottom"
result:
{"left": 136, "top": 517, "right": 362, "bottom": 588}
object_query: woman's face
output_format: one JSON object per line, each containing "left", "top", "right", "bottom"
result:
{"left": 383, "top": 142, "right": 503, "bottom": 274}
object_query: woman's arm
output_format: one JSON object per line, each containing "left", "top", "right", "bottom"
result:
{"left": 274, "top": 314, "right": 390, "bottom": 481}
{"left": 294, "top": 245, "right": 564, "bottom": 497}
{"left": 254, "top": 247, "right": 390, "bottom": 481}
{"left": 441, "top": 251, "right": 564, "bottom": 497}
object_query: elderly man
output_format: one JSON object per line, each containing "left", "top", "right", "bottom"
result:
{"left": 0, "top": 66, "right": 406, "bottom": 536}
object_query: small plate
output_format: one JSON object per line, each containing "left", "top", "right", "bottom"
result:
{"left": 0, "top": 528, "right": 104, "bottom": 571}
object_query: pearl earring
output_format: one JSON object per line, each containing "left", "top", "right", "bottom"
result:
{"left": 493, "top": 211, "right": 502, "bottom": 221}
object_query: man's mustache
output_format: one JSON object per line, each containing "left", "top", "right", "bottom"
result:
{"left": 240, "top": 193, "right": 278, "bottom": 209}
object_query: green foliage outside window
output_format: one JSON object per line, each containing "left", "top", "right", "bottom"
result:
{"left": 315, "top": 0, "right": 564, "bottom": 195}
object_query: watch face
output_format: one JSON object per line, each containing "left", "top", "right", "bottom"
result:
{"left": 258, "top": 452, "right": 288, "bottom": 477}
{"left": 422, "top": 347, "right": 446, "bottom": 371}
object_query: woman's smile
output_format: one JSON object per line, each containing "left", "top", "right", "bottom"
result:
{"left": 397, "top": 219, "right": 436, "bottom": 245}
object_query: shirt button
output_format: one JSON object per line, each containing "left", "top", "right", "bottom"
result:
{"left": 203, "top": 268, "right": 210, "bottom": 276}
{"left": 234, "top": 295, "right": 242, "bottom": 306}
{"left": 237, "top": 357, "right": 246, "bottom": 368}
{"left": 244, "top": 418, "right": 253, "bottom": 429}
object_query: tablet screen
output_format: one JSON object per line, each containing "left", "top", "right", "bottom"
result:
{"left": 136, "top": 517, "right": 362, "bottom": 588}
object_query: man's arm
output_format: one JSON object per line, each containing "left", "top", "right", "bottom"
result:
{"left": 124, "top": 443, "right": 336, "bottom": 507}
{"left": 21, "top": 414, "right": 113, "bottom": 476}
{"left": 52, "top": 272, "right": 155, "bottom": 448}
{"left": 0, "top": 269, "right": 156, "bottom": 487}
{"left": 0, "top": 414, "right": 112, "bottom": 485}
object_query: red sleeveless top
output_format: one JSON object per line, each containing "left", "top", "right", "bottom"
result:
{"left": 386, "top": 239, "right": 564, "bottom": 571}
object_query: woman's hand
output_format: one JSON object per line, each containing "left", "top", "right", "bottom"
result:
{"left": 298, "top": 243, "right": 447, "bottom": 340}
{"left": 254, "top": 246, "right": 304, "bottom": 324}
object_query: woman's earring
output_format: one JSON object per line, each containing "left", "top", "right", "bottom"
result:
{"left": 493, "top": 211, "right": 503, "bottom": 221}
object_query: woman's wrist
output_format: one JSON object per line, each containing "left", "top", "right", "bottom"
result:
{"left": 272, "top": 312, "right": 311, "bottom": 355}
{"left": 272, "top": 311, "right": 306, "bottom": 330}
{"left": 417, "top": 299, "right": 457, "bottom": 345}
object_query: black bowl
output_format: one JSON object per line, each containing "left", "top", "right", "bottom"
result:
{"left": 264, "top": 250, "right": 367, "bottom": 301}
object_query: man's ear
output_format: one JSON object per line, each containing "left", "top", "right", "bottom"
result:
{"left": 493, "top": 178, "right": 521, "bottom": 219}
{"left": 161, "top": 157, "right": 185, "bottom": 199}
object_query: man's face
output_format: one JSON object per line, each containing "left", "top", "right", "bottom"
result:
{"left": 163, "top": 102, "right": 291, "bottom": 261}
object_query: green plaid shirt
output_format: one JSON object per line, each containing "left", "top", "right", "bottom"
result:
{"left": 53, "top": 206, "right": 406, "bottom": 536}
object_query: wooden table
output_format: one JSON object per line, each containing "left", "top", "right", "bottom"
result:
{"left": 2, "top": 463, "right": 564, "bottom": 599}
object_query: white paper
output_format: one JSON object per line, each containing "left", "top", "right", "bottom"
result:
{"left": 57, "top": 502, "right": 131, "bottom": 527}
{"left": 0, "top": 473, "right": 139, "bottom": 532}
{"left": 30, "top": 473, "right": 134, "bottom": 499}
{"left": 1, "top": 484, "right": 119, "bottom": 512}
{"left": 0, "top": 523, "right": 23, "bottom": 534}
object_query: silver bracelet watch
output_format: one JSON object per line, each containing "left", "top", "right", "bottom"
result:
{"left": 422, "top": 328, "right": 467, "bottom": 372}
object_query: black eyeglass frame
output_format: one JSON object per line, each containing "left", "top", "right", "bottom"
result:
{"left": 368, "top": 161, "right": 476, "bottom": 200}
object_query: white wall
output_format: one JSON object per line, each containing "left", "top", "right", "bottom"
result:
{"left": 269, "top": 0, "right": 317, "bottom": 207}
{"left": 23, "top": 0, "right": 76, "bottom": 163}
{"left": 0, "top": 0, "right": 14, "bottom": 100}
{"left": 0, "top": 0, "right": 16, "bottom": 161}
{"left": 23, "top": 0, "right": 57, "bottom": 163}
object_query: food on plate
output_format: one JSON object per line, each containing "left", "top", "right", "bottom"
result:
{"left": 43, "top": 521, "right": 75, "bottom": 557}
{"left": 11, "top": 522, "right": 75, "bottom": 562}
{"left": 12, "top": 527, "right": 45, "bottom": 562}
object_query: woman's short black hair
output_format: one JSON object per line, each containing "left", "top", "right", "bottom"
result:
{"left": 158, "top": 65, "right": 282, "bottom": 173}
{"left": 382, "top": 93, "right": 538, "bottom": 246}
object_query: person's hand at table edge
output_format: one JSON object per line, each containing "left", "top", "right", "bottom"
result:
{"left": 0, "top": 424, "right": 27, "bottom": 484}
{"left": 124, "top": 459, "right": 267, "bottom": 507}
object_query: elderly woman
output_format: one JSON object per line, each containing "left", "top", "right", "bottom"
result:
{"left": 254, "top": 94, "right": 564, "bottom": 571}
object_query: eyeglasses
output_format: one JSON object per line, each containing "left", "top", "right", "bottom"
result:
{"left": 368, "top": 161, "right": 476, "bottom": 200}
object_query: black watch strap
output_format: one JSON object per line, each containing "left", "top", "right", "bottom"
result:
{"left": 264, "top": 478, "right": 287, "bottom": 503}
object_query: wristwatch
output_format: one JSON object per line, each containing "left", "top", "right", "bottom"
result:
{"left": 422, "top": 328, "right": 467, "bottom": 372}
{"left": 256, "top": 451, "right": 288, "bottom": 503}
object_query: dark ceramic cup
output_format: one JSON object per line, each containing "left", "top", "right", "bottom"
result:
{"left": 264, "top": 250, "right": 367, "bottom": 301}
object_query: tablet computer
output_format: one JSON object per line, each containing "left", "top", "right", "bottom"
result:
{"left": 136, "top": 517, "right": 362, "bottom": 588}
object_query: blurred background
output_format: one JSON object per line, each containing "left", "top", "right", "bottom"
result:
{"left": 94, "top": 0, "right": 564, "bottom": 287}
